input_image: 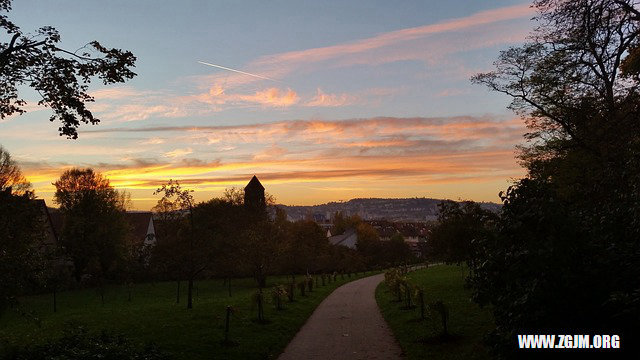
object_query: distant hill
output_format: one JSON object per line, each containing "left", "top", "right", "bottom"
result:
{"left": 277, "top": 198, "right": 501, "bottom": 222}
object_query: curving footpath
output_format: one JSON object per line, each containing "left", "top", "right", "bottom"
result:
{"left": 278, "top": 273, "right": 404, "bottom": 360}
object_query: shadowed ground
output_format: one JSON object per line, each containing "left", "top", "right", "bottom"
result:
{"left": 278, "top": 274, "right": 403, "bottom": 360}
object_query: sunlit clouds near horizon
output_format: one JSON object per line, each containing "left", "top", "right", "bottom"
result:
{"left": 0, "top": 0, "right": 534, "bottom": 210}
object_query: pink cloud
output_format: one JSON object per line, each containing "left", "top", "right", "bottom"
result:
{"left": 164, "top": 148, "right": 193, "bottom": 158}
{"left": 189, "top": 86, "right": 298, "bottom": 108}
{"left": 90, "top": 87, "right": 153, "bottom": 100}
{"left": 255, "top": 4, "right": 532, "bottom": 67}
{"left": 306, "top": 89, "right": 356, "bottom": 107}
{"left": 190, "top": 4, "right": 533, "bottom": 92}
{"left": 240, "top": 88, "right": 299, "bottom": 107}
{"left": 436, "top": 88, "right": 470, "bottom": 97}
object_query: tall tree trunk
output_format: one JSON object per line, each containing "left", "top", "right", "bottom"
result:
{"left": 53, "top": 287, "right": 57, "bottom": 313}
{"left": 228, "top": 277, "right": 232, "bottom": 297}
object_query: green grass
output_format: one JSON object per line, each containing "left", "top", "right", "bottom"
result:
{"left": 0, "top": 272, "right": 374, "bottom": 359}
{"left": 376, "top": 264, "right": 494, "bottom": 360}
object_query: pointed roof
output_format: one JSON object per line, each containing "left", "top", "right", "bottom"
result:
{"left": 127, "top": 212, "right": 154, "bottom": 241}
{"left": 245, "top": 175, "right": 264, "bottom": 191}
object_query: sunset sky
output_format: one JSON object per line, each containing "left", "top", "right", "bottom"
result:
{"left": 0, "top": 0, "right": 535, "bottom": 210}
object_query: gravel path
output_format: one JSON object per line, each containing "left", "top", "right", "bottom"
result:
{"left": 278, "top": 273, "right": 404, "bottom": 360}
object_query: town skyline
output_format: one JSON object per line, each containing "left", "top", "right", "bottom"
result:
{"left": 1, "top": 0, "right": 532, "bottom": 210}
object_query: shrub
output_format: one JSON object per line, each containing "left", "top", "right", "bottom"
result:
{"left": 251, "top": 289, "right": 266, "bottom": 323}
{"left": 297, "top": 281, "right": 306, "bottom": 297}
{"left": 429, "top": 300, "right": 449, "bottom": 336}
{"left": 5, "top": 325, "right": 168, "bottom": 359}
{"left": 306, "top": 276, "right": 313, "bottom": 292}
{"left": 271, "top": 285, "right": 287, "bottom": 310}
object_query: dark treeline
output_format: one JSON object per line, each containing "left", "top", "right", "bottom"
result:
{"left": 427, "top": 0, "right": 640, "bottom": 358}
{"left": 0, "top": 151, "right": 417, "bottom": 314}
{"left": 149, "top": 182, "right": 417, "bottom": 296}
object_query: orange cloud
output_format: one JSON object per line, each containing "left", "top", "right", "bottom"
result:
{"left": 20, "top": 115, "right": 527, "bottom": 209}
{"left": 191, "top": 86, "right": 299, "bottom": 107}
{"left": 164, "top": 148, "right": 193, "bottom": 158}
{"left": 306, "top": 89, "right": 356, "bottom": 107}
{"left": 240, "top": 88, "right": 299, "bottom": 107}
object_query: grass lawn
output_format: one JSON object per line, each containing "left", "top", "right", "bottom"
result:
{"left": 376, "top": 264, "right": 494, "bottom": 360}
{"left": 0, "top": 272, "right": 374, "bottom": 359}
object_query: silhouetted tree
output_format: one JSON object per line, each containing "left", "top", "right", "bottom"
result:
{"left": 383, "top": 233, "right": 415, "bottom": 266}
{"left": 0, "top": 178, "right": 46, "bottom": 315}
{"left": 281, "top": 220, "right": 327, "bottom": 276}
{"left": 154, "top": 180, "right": 205, "bottom": 310}
{"left": 355, "top": 222, "right": 383, "bottom": 266}
{"left": 470, "top": 0, "right": 640, "bottom": 356}
{"left": 427, "top": 201, "right": 498, "bottom": 265}
{"left": 150, "top": 197, "right": 187, "bottom": 303}
{"left": 0, "top": 145, "right": 31, "bottom": 195}
{"left": 0, "top": 0, "right": 136, "bottom": 138}
{"left": 239, "top": 220, "right": 280, "bottom": 288}
{"left": 53, "top": 168, "right": 129, "bottom": 285}
{"left": 191, "top": 198, "right": 245, "bottom": 295}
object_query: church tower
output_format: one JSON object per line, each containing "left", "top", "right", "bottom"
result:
{"left": 244, "top": 175, "right": 266, "bottom": 211}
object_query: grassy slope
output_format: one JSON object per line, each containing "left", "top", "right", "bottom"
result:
{"left": 0, "top": 272, "right": 373, "bottom": 359}
{"left": 376, "top": 265, "right": 494, "bottom": 360}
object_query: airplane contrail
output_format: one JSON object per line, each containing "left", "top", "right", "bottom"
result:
{"left": 197, "top": 61, "right": 280, "bottom": 82}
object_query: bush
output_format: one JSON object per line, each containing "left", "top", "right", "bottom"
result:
{"left": 5, "top": 325, "right": 168, "bottom": 359}
{"left": 271, "top": 285, "right": 287, "bottom": 310}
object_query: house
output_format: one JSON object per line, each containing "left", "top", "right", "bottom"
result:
{"left": 34, "top": 199, "right": 59, "bottom": 251}
{"left": 48, "top": 209, "right": 157, "bottom": 248}
{"left": 328, "top": 228, "right": 358, "bottom": 249}
{"left": 126, "top": 212, "right": 156, "bottom": 247}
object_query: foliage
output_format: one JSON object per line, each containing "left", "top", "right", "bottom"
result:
{"left": 280, "top": 220, "right": 328, "bottom": 275}
{"left": 0, "top": 273, "right": 376, "bottom": 360}
{"left": 149, "top": 198, "right": 188, "bottom": 284}
{"left": 271, "top": 285, "right": 287, "bottom": 310}
{"left": 0, "top": 0, "right": 136, "bottom": 138}
{"left": 297, "top": 281, "right": 306, "bottom": 297}
{"left": 239, "top": 221, "right": 280, "bottom": 289}
{"left": 251, "top": 289, "right": 267, "bottom": 323}
{"left": 153, "top": 180, "right": 207, "bottom": 310}
{"left": 0, "top": 187, "right": 46, "bottom": 315}
{"left": 428, "top": 300, "right": 449, "bottom": 337}
{"left": 385, "top": 233, "right": 416, "bottom": 266}
{"left": 306, "top": 275, "right": 313, "bottom": 292}
{"left": 427, "top": 201, "right": 498, "bottom": 265}
{"left": 384, "top": 267, "right": 408, "bottom": 302}
{"left": 331, "top": 212, "right": 362, "bottom": 236}
{"left": 53, "top": 168, "right": 129, "bottom": 283}
{"left": 377, "top": 265, "right": 493, "bottom": 360}
{"left": 469, "top": 0, "right": 640, "bottom": 356}
{"left": 5, "top": 325, "right": 168, "bottom": 360}
{"left": 0, "top": 145, "right": 30, "bottom": 195}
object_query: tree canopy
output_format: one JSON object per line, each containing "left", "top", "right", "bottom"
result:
{"left": 0, "top": 0, "right": 136, "bottom": 138}
{"left": 0, "top": 145, "right": 31, "bottom": 195}
{"left": 0, "top": 147, "right": 45, "bottom": 315}
{"left": 54, "top": 168, "right": 129, "bottom": 282}
{"left": 469, "top": 0, "right": 640, "bottom": 356}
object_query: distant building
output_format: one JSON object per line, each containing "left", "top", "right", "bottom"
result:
{"left": 328, "top": 228, "right": 358, "bottom": 249}
{"left": 126, "top": 212, "right": 156, "bottom": 247}
{"left": 244, "top": 175, "right": 266, "bottom": 211}
{"left": 49, "top": 210, "right": 157, "bottom": 249}
{"left": 312, "top": 212, "right": 326, "bottom": 223}
{"left": 34, "top": 199, "right": 59, "bottom": 251}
